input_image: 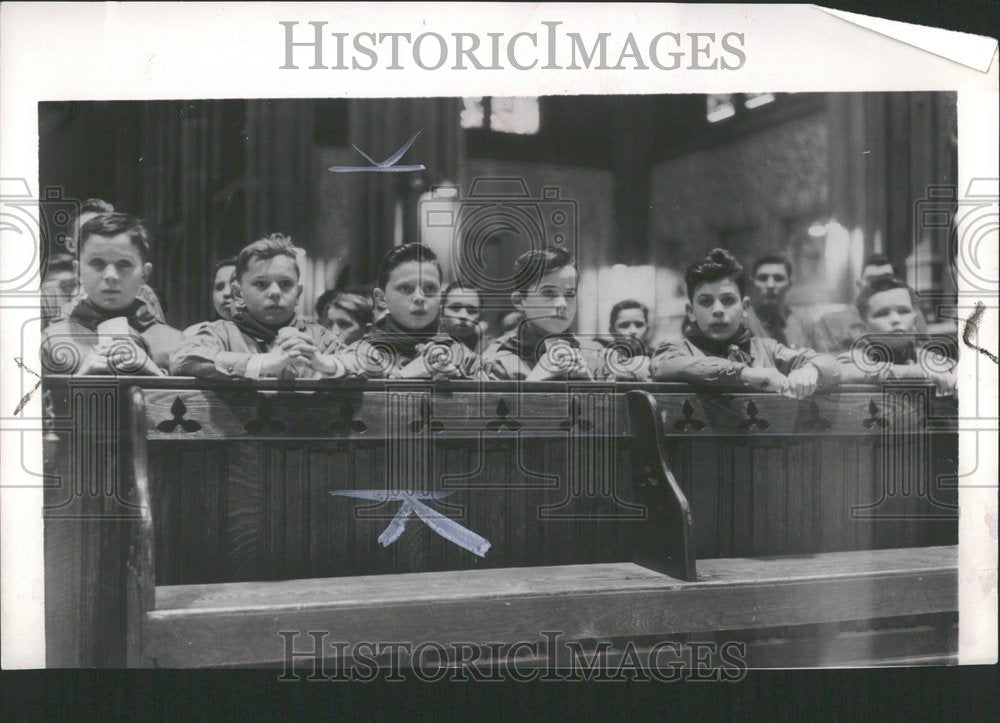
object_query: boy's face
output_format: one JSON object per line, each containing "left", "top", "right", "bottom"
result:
{"left": 751, "top": 262, "right": 791, "bottom": 310}
{"left": 513, "top": 264, "right": 578, "bottom": 335}
{"left": 687, "top": 277, "right": 748, "bottom": 341}
{"left": 441, "top": 288, "right": 482, "bottom": 340}
{"left": 863, "top": 287, "right": 916, "bottom": 337}
{"left": 79, "top": 233, "right": 151, "bottom": 312}
{"left": 212, "top": 264, "right": 236, "bottom": 321}
{"left": 232, "top": 255, "right": 301, "bottom": 328}
{"left": 325, "top": 306, "right": 364, "bottom": 345}
{"left": 374, "top": 260, "right": 442, "bottom": 330}
{"left": 613, "top": 308, "right": 648, "bottom": 341}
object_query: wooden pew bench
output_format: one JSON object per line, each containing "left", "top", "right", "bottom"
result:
{"left": 140, "top": 547, "right": 957, "bottom": 668}
{"left": 41, "top": 377, "right": 959, "bottom": 667}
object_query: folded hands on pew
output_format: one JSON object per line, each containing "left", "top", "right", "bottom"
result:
{"left": 76, "top": 340, "right": 166, "bottom": 377}
{"left": 740, "top": 364, "right": 819, "bottom": 400}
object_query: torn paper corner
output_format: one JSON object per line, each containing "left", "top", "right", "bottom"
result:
{"left": 816, "top": 5, "right": 998, "bottom": 73}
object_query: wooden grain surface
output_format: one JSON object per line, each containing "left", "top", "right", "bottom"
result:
{"left": 144, "top": 546, "right": 957, "bottom": 667}
{"left": 41, "top": 378, "right": 960, "bottom": 666}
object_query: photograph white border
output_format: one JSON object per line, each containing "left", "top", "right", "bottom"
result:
{"left": 1, "top": 1, "right": 996, "bottom": 669}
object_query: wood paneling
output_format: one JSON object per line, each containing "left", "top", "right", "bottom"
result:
{"left": 42, "top": 377, "right": 959, "bottom": 666}
{"left": 143, "top": 547, "right": 957, "bottom": 668}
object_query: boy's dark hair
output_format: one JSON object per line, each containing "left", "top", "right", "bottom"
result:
{"left": 684, "top": 248, "right": 747, "bottom": 300}
{"left": 442, "top": 281, "right": 483, "bottom": 305}
{"left": 609, "top": 299, "right": 648, "bottom": 333}
{"left": 235, "top": 234, "right": 299, "bottom": 280}
{"left": 752, "top": 254, "right": 792, "bottom": 278}
{"left": 71, "top": 198, "right": 115, "bottom": 227}
{"left": 213, "top": 256, "right": 237, "bottom": 277}
{"left": 315, "top": 290, "right": 374, "bottom": 327}
{"left": 855, "top": 275, "right": 917, "bottom": 318}
{"left": 375, "top": 243, "right": 442, "bottom": 290}
{"left": 862, "top": 253, "right": 897, "bottom": 275}
{"left": 512, "top": 246, "right": 576, "bottom": 293}
{"left": 79, "top": 213, "right": 151, "bottom": 262}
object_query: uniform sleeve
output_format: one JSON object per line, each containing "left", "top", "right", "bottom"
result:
{"left": 40, "top": 325, "right": 91, "bottom": 375}
{"left": 479, "top": 350, "right": 529, "bottom": 381}
{"left": 335, "top": 340, "right": 389, "bottom": 379}
{"left": 453, "top": 341, "right": 481, "bottom": 379}
{"left": 598, "top": 347, "right": 652, "bottom": 381}
{"left": 146, "top": 326, "right": 186, "bottom": 372}
{"left": 784, "top": 310, "right": 812, "bottom": 350}
{"left": 649, "top": 342, "right": 747, "bottom": 388}
{"left": 810, "top": 315, "right": 840, "bottom": 354}
{"left": 836, "top": 349, "right": 875, "bottom": 383}
{"left": 169, "top": 324, "right": 252, "bottom": 379}
{"left": 768, "top": 339, "right": 842, "bottom": 388}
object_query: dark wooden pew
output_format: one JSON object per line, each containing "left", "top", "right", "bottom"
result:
{"left": 41, "top": 377, "right": 959, "bottom": 668}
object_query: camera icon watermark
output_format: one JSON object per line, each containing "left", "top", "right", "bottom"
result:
{"left": 913, "top": 178, "right": 998, "bottom": 297}
{"left": 419, "top": 177, "right": 578, "bottom": 296}
{"left": 0, "top": 178, "right": 80, "bottom": 298}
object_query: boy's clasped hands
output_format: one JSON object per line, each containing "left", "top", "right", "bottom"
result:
{"left": 253, "top": 326, "right": 343, "bottom": 378}
{"left": 740, "top": 363, "right": 820, "bottom": 399}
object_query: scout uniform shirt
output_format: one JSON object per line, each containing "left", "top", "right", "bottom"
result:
{"left": 169, "top": 310, "right": 343, "bottom": 380}
{"left": 338, "top": 315, "right": 479, "bottom": 379}
{"left": 479, "top": 324, "right": 605, "bottom": 380}
{"left": 651, "top": 325, "right": 842, "bottom": 389}
{"left": 41, "top": 296, "right": 184, "bottom": 374}
{"left": 836, "top": 337, "right": 955, "bottom": 384}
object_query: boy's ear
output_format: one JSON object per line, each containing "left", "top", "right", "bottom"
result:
{"left": 741, "top": 296, "right": 751, "bottom": 317}
{"left": 372, "top": 287, "right": 386, "bottom": 309}
{"left": 231, "top": 279, "right": 244, "bottom": 301}
{"left": 141, "top": 262, "right": 152, "bottom": 282}
{"left": 684, "top": 301, "right": 695, "bottom": 322}
{"left": 511, "top": 290, "right": 525, "bottom": 310}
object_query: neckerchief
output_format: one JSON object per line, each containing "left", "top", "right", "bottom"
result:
{"left": 498, "top": 323, "right": 579, "bottom": 367}
{"left": 685, "top": 324, "right": 754, "bottom": 364}
{"left": 365, "top": 314, "right": 445, "bottom": 360}
{"left": 67, "top": 297, "right": 160, "bottom": 333}
{"left": 231, "top": 309, "right": 311, "bottom": 347}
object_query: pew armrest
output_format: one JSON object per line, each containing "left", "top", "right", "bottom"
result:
{"left": 626, "top": 390, "right": 697, "bottom": 580}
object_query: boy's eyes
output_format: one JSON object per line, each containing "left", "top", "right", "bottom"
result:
{"left": 697, "top": 296, "right": 737, "bottom": 307}
{"left": 88, "top": 259, "right": 133, "bottom": 270}
{"left": 872, "top": 307, "right": 912, "bottom": 317}
{"left": 251, "top": 279, "right": 294, "bottom": 290}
